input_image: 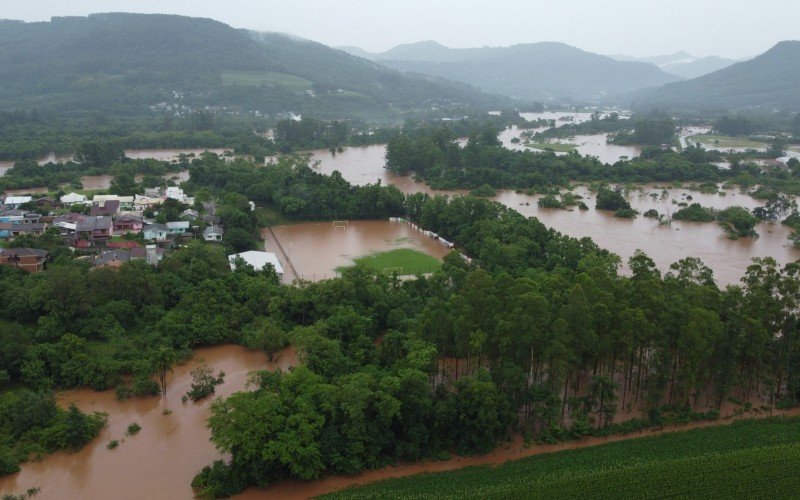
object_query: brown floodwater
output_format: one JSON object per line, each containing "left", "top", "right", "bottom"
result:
{"left": 264, "top": 220, "right": 452, "bottom": 282}
{"left": 124, "top": 148, "right": 229, "bottom": 162}
{"left": 0, "top": 345, "right": 298, "bottom": 500}
{"left": 303, "top": 145, "right": 799, "bottom": 286}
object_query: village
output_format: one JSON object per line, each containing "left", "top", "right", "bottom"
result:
{"left": 0, "top": 186, "right": 283, "bottom": 276}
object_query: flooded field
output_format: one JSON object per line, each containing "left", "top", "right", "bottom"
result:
{"left": 304, "top": 145, "right": 799, "bottom": 286}
{"left": 0, "top": 345, "right": 298, "bottom": 500}
{"left": 124, "top": 148, "right": 229, "bottom": 162}
{"left": 264, "top": 220, "right": 452, "bottom": 282}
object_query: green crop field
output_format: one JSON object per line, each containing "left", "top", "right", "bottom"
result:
{"left": 688, "top": 134, "right": 767, "bottom": 149}
{"left": 221, "top": 71, "right": 313, "bottom": 90}
{"left": 341, "top": 248, "right": 442, "bottom": 275}
{"left": 323, "top": 416, "right": 800, "bottom": 499}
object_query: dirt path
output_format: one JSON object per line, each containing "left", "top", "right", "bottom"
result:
{"left": 236, "top": 407, "right": 800, "bottom": 500}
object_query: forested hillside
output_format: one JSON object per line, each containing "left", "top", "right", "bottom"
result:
{"left": 0, "top": 14, "right": 511, "bottom": 122}
{"left": 635, "top": 41, "right": 800, "bottom": 112}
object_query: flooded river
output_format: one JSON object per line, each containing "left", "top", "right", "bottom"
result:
{"left": 307, "top": 145, "right": 799, "bottom": 286}
{"left": 0, "top": 345, "right": 298, "bottom": 500}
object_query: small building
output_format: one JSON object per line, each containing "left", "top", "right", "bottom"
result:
{"left": 113, "top": 215, "right": 144, "bottom": 234}
{"left": 166, "top": 221, "right": 190, "bottom": 235}
{"left": 76, "top": 216, "right": 113, "bottom": 245}
{"left": 144, "top": 187, "right": 163, "bottom": 198}
{"left": 35, "top": 196, "right": 58, "bottom": 209}
{"left": 165, "top": 187, "right": 190, "bottom": 203}
{"left": 131, "top": 245, "right": 164, "bottom": 265}
{"left": 3, "top": 196, "right": 32, "bottom": 209}
{"left": 90, "top": 200, "right": 121, "bottom": 217}
{"left": 133, "top": 194, "right": 163, "bottom": 211}
{"left": 203, "top": 225, "right": 224, "bottom": 242}
{"left": 60, "top": 192, "right": 88, "bottom": 206}
{"left": 228, "top": 250, "right": 284, "bottom": 277}
{"left": 201, "top": 214, "right": 220, "bottom": 225}
{"left": 180, "top": 209, "right": 199, "bottom": 221}
{"left": 0, "top": 247, "right": 48, "bottom": 272}
{"left": 93, "top": 249, "right": 131, "bottom": 268}
{"left": 142, "top": 223, "right": 168, "bottom": 242}
{"left": 0, "top": 222, "right": 47, "bottom": 238}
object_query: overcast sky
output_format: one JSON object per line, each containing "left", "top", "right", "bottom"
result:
{"left": 3, "top": 0, "right": 798, "bottom": 59}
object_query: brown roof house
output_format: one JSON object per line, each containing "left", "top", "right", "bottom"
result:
{"left": 0, "top": 247, "right": 48, "bottom": 272}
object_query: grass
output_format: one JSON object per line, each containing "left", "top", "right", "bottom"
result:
{"left": 221, "top": 71, "right": 312, "bottom": 91}
{"left": 688, "top": 134, "right": 767, "bottom": 149}
{"left": 323, "top": 416, "right": 800, "bottom": 499}
{"left": 525, "top": 141, "right": 577, "bottom": 153}
{"left": 339, "top": 248, "right": 442, "bottom": 275}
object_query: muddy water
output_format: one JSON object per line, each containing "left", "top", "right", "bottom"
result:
{"left": 496, "top": 186, "right": 799, "bottom": 286}
{"left": 0, "top": 345, "right": 298, "bottom": 500}
{"left": 124, "top": 148, "right": 229, "bottom": 162}
{"left": 302, "top": 145, "right": 799, "bottom": 286}
{"left": 264, "top": 220, "right": 452, "bottom": 283}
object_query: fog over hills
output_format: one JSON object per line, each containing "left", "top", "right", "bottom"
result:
{"left": 338, "top": 41, "right": 679, "bottom": 103}
{"left": 634, "top": 40, "right": 800, "bottom": 112}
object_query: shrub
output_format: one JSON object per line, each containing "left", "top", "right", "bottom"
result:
{"left": 107, "top": 440, "right": 119, "bottom": 450}
{"left": 126, "top": 423, "right": 141, "bottom": 436}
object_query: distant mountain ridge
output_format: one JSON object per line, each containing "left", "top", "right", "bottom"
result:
{"left": 0, "top": 13, "right": 513, "bottom": 122}
{"left": 339, "top": 41, "right": 679, "bottom": 103}
{"left": 610, "top": 51, "right": 739, "bottom": 79}
{"left": 634, "top": 40, "right": 800, "bottom": 111}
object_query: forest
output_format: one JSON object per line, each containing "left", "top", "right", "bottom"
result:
{"left": 384, "top": 124, "right": 800, "bottom": 194}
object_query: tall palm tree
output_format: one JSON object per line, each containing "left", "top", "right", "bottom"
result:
{"left": 152, "top": 347, "right": 178, "bottom": 396}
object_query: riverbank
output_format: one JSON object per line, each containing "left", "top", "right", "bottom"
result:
{"left": 238, "top": 406, "right": 800, "bottom": 499}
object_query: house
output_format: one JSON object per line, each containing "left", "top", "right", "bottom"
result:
{"left": 60, "top": 192, "right": 88, "bottom": 206}
{"left": 203, "top": 225, "right": 224, "bottom": 242}
{"left": 113, "top": 215, "right": 144, "bottom": 234}
{"left": 165, "top": 187, "right": 189, "bottom": 203}
{"left": 201, "top": 214, "right": 221, "bottom": 225}
{"left": 131, "top": 245, "right": 164, "bottom": 265}
{"left": 3, "top": 196, "right": 32, "bottom": 209}
{"left": 133, "top": 194, "right": 163, "bottom": 211}
{"left": 93, "top": 249, "right": 131, "bottom": 268}
{"left": 76, "top": 216, "right": 113, "bottom": 245}
{"left": 0, "top": 210, "right": 39, "bottom": 224}
{"left": 144, "top": 187, "right": 163, "bottom": 198}
{"left": 0, "top": 248, "right": 48, "bottom": 272}
{"left": 0, "top": 222, "right": 47, "bottom": 238}
{"left": 90, "top": 200, "right": 120, "bottom": 216}
{"left": 166, "top": 221, "right": 190, "bottom": 234}
{"left": 180, "top": 209, "right": 199, "bottom": 221}
{"left": 142, "top": 223, "right": 168, "bottom": 242}
{"left": 35, "top": 196, "right": 58, "bottom": 209}
{"left": 94, "top": 194, "right": 134, "bottom": 210}
{"left": 228, "top": 250, "right": 284, "bottom": 277}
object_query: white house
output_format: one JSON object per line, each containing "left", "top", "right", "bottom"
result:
{"left": 142, "top": 223, "right": 168, "bottom": 241}
{"left": 61, "top": 192, "right": 88, "bottom": 206}
{"left": 228, "top": 250, "right": 284, "bottom": 277}
{"left": 4, "top": 196, "right": 32, "bottom": 209}
{"left": 203, "top": 225, "right": 224, "bottom": 242}
{"left": 133, "top": 194, "right": 163, "bottom": 211}
{"left": 165, "top": 187, "right": 193, "bottom": 204}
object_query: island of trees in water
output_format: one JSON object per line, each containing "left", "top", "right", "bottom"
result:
{"left": 0, "top": 151, "right": 799, "bottom": 497}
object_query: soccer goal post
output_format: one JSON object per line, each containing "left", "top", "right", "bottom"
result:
{"left": 332, "top": 220, "right": 349, "bottom": 229}
{"left": 382, "top": 267, "right": 404, "bottom": 276}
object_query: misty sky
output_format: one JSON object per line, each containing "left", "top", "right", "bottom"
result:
{"left": 4, "top": 0, "right": 798, "bottom": 59}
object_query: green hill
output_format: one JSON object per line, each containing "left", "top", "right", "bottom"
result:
{"left": 635, "top": 41, "right": 800, "bottom": 112}
{"left": 352, "top": 41, "right": 679, "bottom": 103}
{"left": 0, "top": 14, "right": 512, "bottom": 122}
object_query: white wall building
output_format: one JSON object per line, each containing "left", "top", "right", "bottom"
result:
{"left": 228, "top": 250, "right": 284, "bottom": 277}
